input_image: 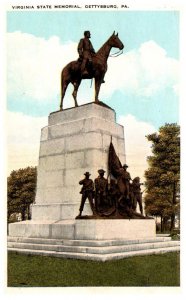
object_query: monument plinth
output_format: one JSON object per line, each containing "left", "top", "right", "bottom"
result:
{"left": 32, "top": 102, "right": 126, "bottom": 221}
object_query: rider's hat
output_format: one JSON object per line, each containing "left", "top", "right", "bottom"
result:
{"left": 98, "top": 169, "right": 105, "bottom": 174}
{"left": 84, "top": 171, "right": 91, "bottom": 176}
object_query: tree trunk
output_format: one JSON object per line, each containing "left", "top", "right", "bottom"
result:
{"left": 170, "top": 213, "right": 175, "bottom": 231}
{"left": 7, "top": 212, "right": 11, "bottom": 223}
{"left": 160, "top": 215, "right": 163, "bottom": 232}
{"left": 28, "top": 205, "right": 31, "bottom": 220}
{"left": 170, "top": 181, "right": 177, "bottom": 231}
{"left": 163, "top": 216, "right": 170, "bottom": 232}
{"left": 21, "top": 208, "right": 26, "bottom": 221}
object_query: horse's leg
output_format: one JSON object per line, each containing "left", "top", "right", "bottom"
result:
{"left": 60, "top": 81, "right": 69, "bottom": 110}
{"left": 60, "top": 73, "right": 69, "bottom": 110}
{"left": 94, "top": 78, "right": 102, "bottom": 102}
{"left": 72, "top": 80, "right": 81, "bottom": 107}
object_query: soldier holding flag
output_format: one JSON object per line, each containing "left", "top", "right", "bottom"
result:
{"left": 108, "top": 141, "right": 131, "bottom": 203}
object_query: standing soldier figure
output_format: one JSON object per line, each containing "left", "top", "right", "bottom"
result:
{"left": 77, "top": 30, "right": 95, "bottom": 77}
{"left": 77, "top": 172, "right": 96, "bottom": 217}
{"left": 94, "top": 169, "right": 108, "bottom": 212}
{"left": 132, "top": 177, "right": 144, "bottom": 215}
{"left": 117, "top": 164, "right": 132, "bottom": 202}
{"left": 108, "top": 179, "right": 120, "bottom": 208}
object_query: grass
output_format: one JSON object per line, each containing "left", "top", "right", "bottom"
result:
{"left": 7, "top": 251, "right": 180, "bottom": 287}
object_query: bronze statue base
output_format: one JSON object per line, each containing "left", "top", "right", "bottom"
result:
{"left": 50, "top": 100, "right": 114, "bottom": 115}
{"left": 76, "top": 210, "right": 152, "bottom": 220}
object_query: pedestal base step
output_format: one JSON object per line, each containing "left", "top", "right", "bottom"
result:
{"left": 7, "top": 236, "right": 180, "bottom": 261}
{"left": 8, "top": 218, "right": 156, "bottom": 240}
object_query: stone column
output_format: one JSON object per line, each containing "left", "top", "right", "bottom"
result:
{"left": 32, "top": 103, "right": 126, "bottom": 221}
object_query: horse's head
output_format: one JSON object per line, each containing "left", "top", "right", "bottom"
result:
{"left": 108, "top": 31, "right": 124, "bottom": 50}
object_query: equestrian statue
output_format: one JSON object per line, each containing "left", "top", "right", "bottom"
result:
{"left": 60, "top": 31, "right": 124, "bottom": 110}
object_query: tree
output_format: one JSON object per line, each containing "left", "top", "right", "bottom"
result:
{"left": 144, "top": 123, "right": 180, "bottom": 232}
{"left": 7, "top": 167, "right": 37, "bottom": 222}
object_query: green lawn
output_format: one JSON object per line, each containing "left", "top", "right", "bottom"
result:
{"left": 7, "top": 251, "right": 180, "bottom": 287}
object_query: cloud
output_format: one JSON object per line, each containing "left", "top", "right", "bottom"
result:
{"left": 7, "top": 31, "right": 78, "bottom": 103}
{"left": 7, "top": 32, "right": 179, "bottom": 110}
{"left": 118, "top": 114, "right": 156, "bottom": 181}
{"left": 7, "top": 111, "right": 47, "bottom": 175}
{"left": 101, "top": 40, "right": 179, "bottom": 99}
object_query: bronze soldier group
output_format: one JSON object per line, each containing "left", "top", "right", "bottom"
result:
{"left": 77, "top": 165, "right": 144, "bottom": 218}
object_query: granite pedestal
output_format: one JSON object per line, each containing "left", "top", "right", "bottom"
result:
{"left": 8, "top": 102, "right": 177, "bottom": 261}
{"left": 33, "top": 102, "right": 126, "bottom": 220}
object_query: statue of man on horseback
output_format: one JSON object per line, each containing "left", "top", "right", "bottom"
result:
{"left": 60, "top": 31, "right": 124, "bottom": 110}
{"left": 77, "top": 31, "right": 95, "bottom": 77}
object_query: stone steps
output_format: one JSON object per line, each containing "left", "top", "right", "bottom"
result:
{"left": 8, "top": 240, "right": 179, "bottom": 254}
{"left": 7, "top": 236, "right": 180, "bottom": 261}
{"left": 7, "top": 236, "right": 171, "bottom": 246}
{"left": 8, "top": 246, "right": 180, "bottom": 262}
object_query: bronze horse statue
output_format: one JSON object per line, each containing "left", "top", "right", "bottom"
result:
{"left": 60, "top": 32, "right": 124, "bottom": 110}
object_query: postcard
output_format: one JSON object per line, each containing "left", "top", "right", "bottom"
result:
{"left": 2, "top": 0, "right": 185, "bottom": 298}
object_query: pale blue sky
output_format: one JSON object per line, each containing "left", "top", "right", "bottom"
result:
{"left": 7, "top": 11, "right": 179, "bottom": 58}
{"left": 7, "top": 10, "right": 179, "bottom": 129}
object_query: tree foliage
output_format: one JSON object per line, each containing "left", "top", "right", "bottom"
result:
{"left": 7, "top": 167, "right": 37, "bottom": 222}
{"left": 144, "top": 123, "right": 180, "bottom": 231}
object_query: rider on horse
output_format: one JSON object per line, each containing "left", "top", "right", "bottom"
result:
{"left": 77, "top": 31, "right": 95, "bottom": 77}
{"left": 60, "top": 31, "right": 123, "bottom": 110}
{"left": 77, "top": 31, "right": 105, "bottom": 83}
